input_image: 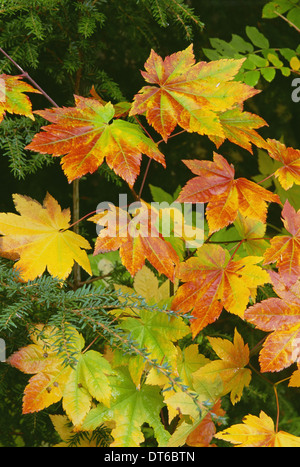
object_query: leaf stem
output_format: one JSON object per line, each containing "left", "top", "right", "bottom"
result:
{"left": 249, "top": 336, "right": 267, "bottom": 358}
{"left": 229, "top": 240, "right": 244, "bottom": 260}
{"left": 248, "top": 362, "right": 273, "bottom": 386}
{"left": 132, "top": 115, "right": 187, "bottom": 199}
{"left": 206, "top": 236, "right": 271, "bottom": 245}
{"left": 273, "top": 377, "right": 291, "bottom": 432}
{"left": 82, "top": 336, "right": 99, "bottom": 354}
{"left": 273, "top": 384, "right": 280, "bottom": 432}
{"left": 138, "top": 157, "right": 152, "bottom": 199}
{"left": 64, "top": 210, "right": 98, "bottom": 231}
{"left": 256, "top": 172, "right": 275, "bottom": 185}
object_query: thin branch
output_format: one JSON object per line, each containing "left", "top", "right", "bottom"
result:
{"left": 62, "top": 210, "right": 97, "bottom": 232}
{"left": 0, "top": 47, "right": 59, "bottom": 108}
{"left": 274, "top": 11, "right": 300, "bottom": 34}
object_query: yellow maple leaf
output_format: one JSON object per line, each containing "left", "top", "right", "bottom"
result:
{"left": 215, "top": 411, "right": 300, "bottom": 447}
{"left": 192, "top": 329, "right": 251, "bottom": 404}
{"left": 49, "top": 414, "right": 99, "bottom": 447}
{"left": 289, "top": 364, "right": 300, "bottom": 387}
{"left": 0, "top": 193, "right": 92, "bottom": 281}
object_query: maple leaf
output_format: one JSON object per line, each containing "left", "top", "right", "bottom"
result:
{"left": 266, "top": 139, "right": 300, "bottom": 190}
{"left": 132, "top": 264, "right": 178, "bottom": 304}
{"left": 172, "top": 244, "right": 269, "bottom": 336}
{"left": 25, "top": 96, "right": 165, "bottom": 187}
{"left": 121, "top": 307, "right": 190, "bottom": 367}
{"left": 289, "top": 363, "right": 300, "bottom": 388}
{"left": 245, "top": 271, "right": 300, "bottom": 373}
{"left": 186, "top": 400, "right": 225, "bottom": 447}
{"left": 209, "top": 105, "right": 269, "bottom": 153}
{"left": 192, "top": 329, "right": 251, "bottom": 404}
{"left": 263, "top": 200, "right": 300, "bottom": 286}
{"left": 129, "top": 45, "right": 261, "bottom": 144}
{"left": 7, "top": 324, "right": 114, "bottom": 426}
{"left": 177, "top": 153, "right": 280, "bottom": 233}
{"left": 215, "top": 411, "right": 300, "bottom": 447}
{"left": 167, "top": 372, "right": 224, "bottom": 447}
{"left": 80, "top": 367, "right": 170, "bottom": 447}
{"left": 111, "top": 265, "right": 189, "bottom": 386}
{"left": 233, "top": 213, "right": 270, "bottom": 257}
{"left": 88, "top": 202, "right": 179, "bottom": 281}
{"left": 0, "top": 74, "right": 40, "bottom": 123}
{"left": 49, "top": 414, "right": 99, "bottom": 447}
{"left": 0, "top": 193, "right": 92, "bottom": 281}
{"left": 146, "top": 343, "right": 210, "bottom": 422}
{"left": 7, "top": 325, "right": 83, "bottom": 414}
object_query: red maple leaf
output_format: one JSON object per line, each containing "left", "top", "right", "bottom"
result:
{"left": 264, "top": 200, "right": 300, "bottom": 286}
{"left": 245, "top": 271, "right": 300, "bottom": 372}
{"left": 177, "top": 152, "right": 280, "bottom": 233}
{"left": 172, "top": 243, "right": 269, "bottom": 336}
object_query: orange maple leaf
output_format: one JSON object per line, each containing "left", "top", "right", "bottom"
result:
{"left": 7, "top": 325, "right": 76, "bottom": 414}
{"left": 88, "top": 202, "right": 179, "bottom": 281}
{"left": 215, "top": 411, "right": 300, "bottom": 447}
{"left": 266, "top": 139, "right": 300, "bottom": 190}
{"left": 263, "top": 200, "right": 300, "bottom": 286}
{"left": 25, "top": 96, "right": 165, "bottom": 187}
{"left": 186, "top": 400, "right": 225, "bottom": 447}
{"left": 129, "top": 45, "right": 261, "bottom": 144}
{"left": 171, "top": 244, "right": 269, "bottom": 336}
{"left": 0, "top": 193, "right": 92, "bottom": 281}
{"left": 0, "top": 74, "right": 40, "bottom": 123}
{"left": 177, "top": 152, "right": 280, "bottom": 233}
{"left": 245, "top": 271, "right": 300, "bottom": 373}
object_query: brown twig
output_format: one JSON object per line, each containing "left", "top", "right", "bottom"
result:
{"left": 0, "top": 47, "right": 59, "bottom": 108}
{"left": 273, "top": 11, "right": 300, "bottom": 34}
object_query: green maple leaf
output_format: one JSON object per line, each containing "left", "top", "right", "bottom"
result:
{"left": 80, "top": 367, "right": 170, "bottom": 447}
{"left": 120, "top": 308, "right": 190, "bottom": 368}
{"left": 112, "top": 265, "right": 190, "bottom": 386}
{"left": 63, "top": 350, "right": 114, "bottom": 426}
